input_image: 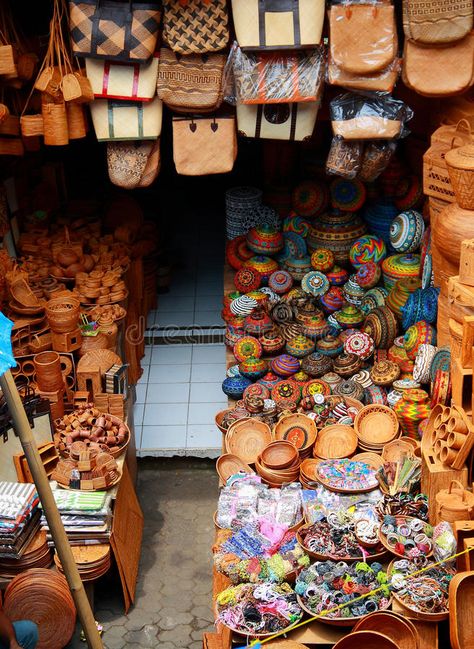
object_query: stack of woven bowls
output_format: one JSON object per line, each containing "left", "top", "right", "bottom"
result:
{"left": 255, "top": 441, "right": 302, "bottom": 486}
{"left": 354, "top": 404, "right": 400, "bottom": 452}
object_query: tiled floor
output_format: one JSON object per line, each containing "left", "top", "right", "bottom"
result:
{"left": 136, "top": 212, "right": 227, "bottom": 457}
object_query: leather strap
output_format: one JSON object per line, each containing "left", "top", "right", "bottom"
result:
{"left": 258, "top": 0, "right": 301, "bottom": 48}
{"left": 289, "top": 103, "right": 298, "bottom": 141}
{"left": 255, "top": 105, "right": 263, "bottom": 138}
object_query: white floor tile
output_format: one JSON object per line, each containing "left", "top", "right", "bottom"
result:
{"left": 151, "top": 345, "right": 193, "bottom": 365}
{"left": 141, "top": 425, "right": 187, "bottom": 449}
{"left": 192, "top": 344, "right": 226, "bottom": 364}
{"left": 148, "top": 364, "right": 191, "bottom": 383}
{"left": 193, "top": 311, "right": 224, "bottom": 327}
{"left": 136, "top": 382, "right": 148, "bottom": 404}
{"left": 188, "top": 402, "right": 228, "bottom": 425}
{"left": 155, "top": 311, "right": 194, "bottom": 328}
{"left": 146, "top": 383, "right": 190, "bottom": 403}
{"left": 189, "top": 382, "right": 225, "bottom": 403}
{"left": 186, "top": 424, "right": 222, "bottom": 449}
{"left": 134, "top": 403, "right": 145, "bottom": 426}
{"left": 144, "top": 402, "right": 188, "bottom": 426}
{"left": 157, "top": 295, "right": 195, "bottom": 312}
{"left": 191, "top": 363, "right": 226, "bottom": 382}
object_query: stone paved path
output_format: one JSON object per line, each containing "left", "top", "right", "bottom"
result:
{"left": 67, "top": 458, "right": 217, "bottom": 648}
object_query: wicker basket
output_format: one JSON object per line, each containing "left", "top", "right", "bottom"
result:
{"left": 423, "top": 143, "right": 456, "bottom": 202}
{"left": 445, "top": 144, "right": 474, "bottom": 209}
{"left": 45, "top": 296, "right": 80, "bottom": 333}
{"left": 0, "top": 45, "right": 16, "bottom": 76}
{"left": 20, "top": 114, "right": 44, "bottom": 138}
{"left": 42, "top": 101, "right": 69, "bottom": 146}
{"left": 66, "top": 102, "right": 87, "bottom": 140}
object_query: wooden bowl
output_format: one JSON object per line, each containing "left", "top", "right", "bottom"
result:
{"left": 273, "top": 413, "right": 318, "bottom": 452}
{"left": 261, "top": 440, "right": 298, "bottom": 470}
{"left": 353, "top": 611, "right": 419, "bottom": 649}
{"left": 381, "top": 439, "right": 415, "bottom": 463}
{"left": 449, "top": 571, "right": 474, "bottom": 649}
{"left": 216, "top": 454, "right": 254, "bottom": 483}
{"left": 332, "top": 630, "right": 399, "bottom": 648}
{"left": 355, "top": 404, "right": 399, "bottom": 447}
{"left": 215, "top": 409, "right": 232, "bottom": 435}
{"left": 313, "top": 424, "right": 358, "bottom": 459}
{"left": 296, "top": 523, "right": 387, "bottom": 563}
{"left": 297, "top": 596, "right": 392, "bottom": 628}
{"left": 352, "top": 452, "right": 384, "bottom": 470}
{"left": 225, "top": 418, "right": 272, "bottom": 464}
{"left": 388, "top": 562, "right": 448, "bottom": 622}
{"left": 379, "top": 516, "right": 433, "bottom": 559}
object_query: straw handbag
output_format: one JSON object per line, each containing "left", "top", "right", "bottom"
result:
{"left": 237, "top": 102, "right": 318, "bottom": 141}
{"left": 162, "top": 0, "right": 229, "bottom": 54}
{"left": 403, "top": 0, "right": 473, "bottom": 44}
{"left": 329, "top": 2, "right": 397, "bottom": 75}
{"left": 233, "top": 49, "right": 324, "bottom": 104}
{"left": 157, "top": 48, "right": 225, "bottom": 112}
{"left": 232, "top": 0, "right": 324, "bottom": 50}
{"left": 69, "top": 0, "right": 161, "bottom": 62}
{"left": 85, "top": 56, "right": 159, "bottom": 101}
{"left": 172, "top": 116, "right": 237, "bottom": 175}
{"left": 90, "top": 96, "right": 163, "bottom": 141}
{"left": 402, "top": 34, "right": 474, "bottom": 97}
{"left": 328, "top": 56, "right": 401, "bottom": 93}
{"left": 107, "top": 139, "right": 160, "bottom": 188}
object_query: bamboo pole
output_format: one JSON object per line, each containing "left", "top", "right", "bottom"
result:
{"left": 0, "top": 369, "right": 103, "bottom": 649}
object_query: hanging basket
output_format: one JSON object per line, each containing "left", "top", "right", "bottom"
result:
{"left": 445, "top": 144, "right": 474, "bottom": 209}
{"left": 66, "top": 102, "right": 87, "bottom": 139}
{"left": 64, "top": 72, "right": 94, "bottom": 104}
{"left": 0, "top": 44, "right": 16, "bottom": 76}
{"left": 42, "top": 101, "right": 69, "bottom": 146}
{"left": 20, "top": 114, "right": 44, "bottom": 138}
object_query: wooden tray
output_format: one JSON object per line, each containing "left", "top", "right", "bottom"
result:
{"left": 388, "top": 562, "right": 448, "bottom": 622}
{"left": 225, "top": 419, "right": 272, "bottom": 464}
{"left": 378, "top": 516, "right": 433, "bottom": 559}
{"left": 314, "top": 461, "right": 379, "bottom": 494}
{"left": 313, "top": 424, "right": 358, "bottom": 459}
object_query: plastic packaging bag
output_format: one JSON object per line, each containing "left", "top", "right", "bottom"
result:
{"left": 326, "top": 137, "right": 364, "bottom": 178}
{"left": 330, "top": 92, "right": 413, "bottom": 140}
{"left": 358, "top": 140, "right": 397, "bottom": 181}
{"left": 232, "top": 46, "right": 325, "bottom": 104}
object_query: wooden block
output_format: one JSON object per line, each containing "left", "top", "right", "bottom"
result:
{"left": 421, "top": 446, "right": 468, "bottom": 523}
{"left": 73, "top": 391, "right": 91, "bottom": 405}
{"left": 51, "top": 328, "right": 82, "bottom": 353}
{"left": 451, "top": 355, "right": 473, "bottom": 415}
{"left": 459, "top": 239, "right": 474, "bottom": 286}
{"left": 14, "top": 442, "right": 58, "bottom": 483}
{"left": 450, "top": 405, "right": 474, "bottom": 469}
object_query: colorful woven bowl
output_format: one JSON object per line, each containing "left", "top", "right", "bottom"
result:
{"left": 246, "top": 224, "right": 284, "bottom": 256}
{"left": 283, "top": 214, "right": 310, "bottom": 238}
{"left": 292, "top": 180, "right": 329, "bottom": 217}
{"left": 303, "top": 378, "right": 331, "bottom": 398}
{"left": 355, "top": 261, "right": 381, "bottom": 289}
{"left": 257, "top": 372, "right": 281, "bottom": 391}
{"left": 260, "top": 329, "right": 285, "bottom": 355}
{"left": 330, "top": 178, "right": 367, "bottom": 212}
{"left": 302, "top": 314, "right": 329, "bottom": 340}
{"left": 284, "top": 256, "right": 313, "bottom": 282}
{"left": 301, "top": 352, "right": 333, "bottom": 377}
{"left": 326, "top": 265, "right": 350, "bottom": 286}
{"left": 271, "top": 379, "right": 302, "bottom": 404}
{"left": 222, "top": 376, "right": 253, "bottom": 399}
{"left": 349, "top": 235, "right": 387, "bottom": 269}
{"left": 244, "top": 256, "right": 279, "bottom": 283}
{"left": 320, "top": 286, "right": 345, "bottom": 314}
{"left": 243, "top": 383, "right": 270, "bottom": 400}
{"left": 333, "top": 352, "right": 362, "bottom": 378}
{"left": 389, "top": 210, "right": 425, "bottom": 254}
{"left": 343, "top": 276, "right": 365, "bottom": 306}
{"left": 404, "top": 321, "right": 437, "bottom": 361}
{"left": 381, "top": 254, "right": 421, "bottom": 291}
{"left": 344, "top": 331, "right": 375, "bottom": 360}
{"left": 307, "top": 212, "right": 367, "bottom": 264}
{"left": 335, "top": 305, "right": 364, "bottom": 329}
{"left": 281, "top": 232, "right": 308, "bottom": 260}
{"left": 230, "top": 295, "right": 259, "bottom": 316}
{"left": 311, "top": 248, "right": 335, "bottom": 273}
{"left": 270, "top": 354, "right": 300, "bottom": 377}
{"left": 386, "top": 277, "right": 422, "bottom": 320}
{"left": 286, "top": 334, "right": 315, "bottom": 358}
{"left": 268, "top": 269, "right": 293, "bottom": 295}
{"left": 361, "top": 287, "right": 389, "bottom": 314}
{"left": 316, "top": 334, "right": 344, "bottom": 357}
{"left": 362, "top": 305, "right": 399, "bottom": 349}
{"left": 388, "top": 338, "right": 415, "bottom": 374}
{"left": 239, "top": 356, "right": 268, "bottom": 380}
{"left": 244, "top": 310, "right": 273, "bottom": 336}
{"left": 370, "top": 360, "right": 401, "bottom": 386}
{"left": 233, "top": 336, "right": 263, "bottom": 362}
{"left": 234, "top": 267, "right": 262, "bottom": 293}
{"left": 395, "top": 175, "right": 423, "bottom": 211}
{"left": 301, "top": 271, "right": 330, "bottom": 297}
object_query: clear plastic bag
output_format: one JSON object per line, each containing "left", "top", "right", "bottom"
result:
{"left": 232, "top": 46, "right": 325, "bottom": 104}
{"left": 328, "top": 55, "right": 401, "bottom": 93}
{"left": 330, "top": 92, "right": 413, "bottom": 140}
{"left": 326, "top": 136, "right": 364, "bottom": 178}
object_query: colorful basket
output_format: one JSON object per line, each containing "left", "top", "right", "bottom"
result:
{"left": 330, "top": 178, "right": 367, "bottom": 212}
{"left": 246, "top": 224, "right": 284, "bottom": 256}
{"left": 307, "top": 212, "right": 367, "bottom": 264}
{"left": 326, "top": 265, "right": 350, "bottom": 286}
{"left": 270, "top": 354, "right": 300, "bottom": 377}
{"left": 311, "top": 248, "right": 335, "bottom": 273}
{"left": 386, "top": 278, "right": 422, "bottom": 320}
{"left": 320, "top": 286, "right": 345, "bottom": 313}
{"left": 244, "top": 256, "right": 279, "bottom": 283}
{"left": 292, "top": 180, "right": 329, "bottom": 217}
{"left": 343, "top": 276, "right": 365, "bottom": 307}
{"left": 234, "top": 267, "right": 262, "bottom": 293}
{"left": 282, "top": 214, "right": 310, "bottom": 238}
{"left": 268, "top": 269, "right": 293, "bottom": 294}
{"left": 389, "top": 209, "right": 425, "bottom": 254}
{"left": 355, "top": 261, "right": 381, "bottom": 289}
{"left": 286, "top": 335, "right": 315, "bottom": 358}
{"left": 362, "top": 306, "right": 399, "bottom": 349}
{"left": 344, "top": 331, "right": 375, "bottom": 360}
{"left": 239, "top": 356, "right": 268, "bottom": 380}
{"left": 381, "top": 254, "right": 421, "bottom": 291}
{"left": 361, "top": 287, "right": 389, "bottom": 314}
{"left": 393, "top": 388, "right": 431, "bottom": 438}
{"left": 301, "top": 271, "right": 330, "bottom": 297}
{"left": 349, "top": 235, "right": 387, "bottom": 268}
{"left": 335, "top": 305, "right": 364, "bottom": 330}
{"left": 404, "top": 321, "right": 437, "bottom": 361}
{"left": 233, "top": 336, "right": 263, "bottom": 362}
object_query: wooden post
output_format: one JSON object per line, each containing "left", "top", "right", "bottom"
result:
{"left": 0, "top": 370, "right": 103, "bottom": 649}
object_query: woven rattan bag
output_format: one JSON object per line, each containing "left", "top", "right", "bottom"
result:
{"left": 402, "top": 33, "right": 474, "bottom": 97}
{"left": 90, "top": 96, "right": 163, "bottom": 141}
{"left": 173, "top": 116, "right": 237, "bottom": 175}
{"left": 237, "top": 102, "right": 319, "bottom": 141}
{"left": 107, "top": 139, "right": 160, "bottom": 188}
{"left": 85, "top": 56, "right": 159, "bottom": 101}
{"left": 403, "top": 0, "right": 473, "bottom": 44}
{"left": 162, "top": 0, "right": 229, "bottom": 54}
{"left": 330, "top": 2, "right": 397, "bottom": 75}
{"left": 157, "top": 48, "right": 225, "bottom": 112}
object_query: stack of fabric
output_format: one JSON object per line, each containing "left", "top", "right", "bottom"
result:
{"left": 0, "top": 483, "right": 41, "bottom": 560}
{"left": 41, "top": 490, "right": 112, "bottom": 546}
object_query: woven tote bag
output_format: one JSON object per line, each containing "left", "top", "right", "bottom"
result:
{"left": 107, "top": 139, "right": 160, "bottom": 187}
{"left": 69, "top": 0, "right": 161, "bottom": 62}
{"left": 172, "top": 116, "right": 237, "bottom": 175}
{"left": 232, "top": 0, "right": 324, "bottom": 50}
{"left": 162, "top": 0, "right": 229, "bottom": 54}
{"left": 237, "top": 102, "right": 318, "bottom": 141}
{"left": 157, "top": 48, "right": 225, "bottom": 111}
{"left": 85, "top": 56, "right": 159, "bottom": 101}
{"left": 234, "top": 49, "right": 324, "bottom": 104}
{"left": 403, "top": 0, "right": 473, "bottom": 44}
{"left": 90, "top": 96, "right": 163, "bottom": 141}
{"left": 402, "top": 34, "right": 474, "bottom": 97}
